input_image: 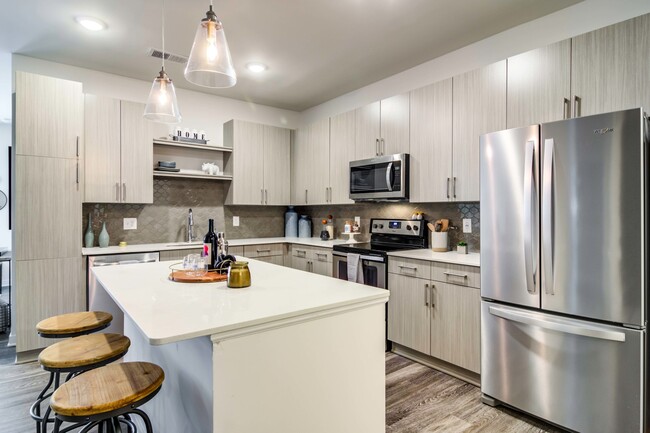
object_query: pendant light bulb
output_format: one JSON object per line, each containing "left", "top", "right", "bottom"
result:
{"left": 144, "top": 0, "right": 181, "bottom": 124}
{"left": 184, "top": 4, "right": 237, "bottom": 88}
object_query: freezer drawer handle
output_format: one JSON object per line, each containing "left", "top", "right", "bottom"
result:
{"left": 443, "top": 271, "right": 467, "bottom": 279}
{"left": 488, "top": 305, "right": 626, "bottom": 342}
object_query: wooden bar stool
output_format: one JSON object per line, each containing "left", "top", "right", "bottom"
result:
{"left": 36, "top": 311, "right": 113, "bottom": 338}
{"left": 30, "top": 333, "right": 130, "bottom": 433}
{"left": 49, "top": 362, "right": 165, "bottom": 433}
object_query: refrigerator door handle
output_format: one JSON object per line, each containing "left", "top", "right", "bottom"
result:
{"left": 488, "top": 305, "right": 626, "bottom": 342}
{"left": 542, "top": 138, "right": 554, "bottom": 295}
{"left": 523, "top": 140, "right": 537, "bottom": 294}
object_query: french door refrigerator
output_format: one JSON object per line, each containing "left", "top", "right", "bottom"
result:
{"left": 480, "top": 108, "right": 648, "bottom": 433}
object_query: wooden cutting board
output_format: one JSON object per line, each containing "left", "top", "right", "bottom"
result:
{"left": 169, "top": 270, "right": 228, "bottom": 283}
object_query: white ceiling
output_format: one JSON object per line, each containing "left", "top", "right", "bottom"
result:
{"left": 1, "top": 0, "right": 581, "bottom": 111}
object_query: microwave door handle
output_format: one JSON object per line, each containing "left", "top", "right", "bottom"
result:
{"left": 386, "top": 162, "right": 394, "bottom": 192}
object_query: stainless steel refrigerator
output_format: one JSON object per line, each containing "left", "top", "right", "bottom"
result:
{"left": 480, "top": 108, "right": 648, "bottom": 433}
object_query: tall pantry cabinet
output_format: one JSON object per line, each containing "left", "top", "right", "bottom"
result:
{"left": 13, "top": 72, "right": 85, "bottom": 354}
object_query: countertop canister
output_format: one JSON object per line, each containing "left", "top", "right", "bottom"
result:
{"left": 285, "top": 206, "right": 298, "bottom": 237}
{"left": 298, "top": 215, "right": 312, "bottom": 238}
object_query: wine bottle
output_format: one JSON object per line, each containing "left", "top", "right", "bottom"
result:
{"left": 203, "top": 219, "right": 217, "bottom": 270}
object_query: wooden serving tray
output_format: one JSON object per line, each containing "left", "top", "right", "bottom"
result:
{"left": 169, "top": 270, "right": 228, "bottom": 283}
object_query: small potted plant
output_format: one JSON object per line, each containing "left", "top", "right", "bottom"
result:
{"left": 457, "top": 241, "right": 468, "bottom": 254}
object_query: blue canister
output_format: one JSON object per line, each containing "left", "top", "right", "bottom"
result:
{"left": 298, "top": 215, "right": 312, "bottom": 238}
{"left": 285, "top": 206, "right": 298, "bottom": 237}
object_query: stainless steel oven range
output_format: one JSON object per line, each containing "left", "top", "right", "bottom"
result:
{"left": 332, "top": 218, "right": 428, "bottom": 289}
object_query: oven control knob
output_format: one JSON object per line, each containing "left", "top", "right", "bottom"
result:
{"left": 406, "top": 225, "right": 412, "bottom": 231}
{"left": 413, "top": 225, "right": 419, "bottom": 231}
{"left": 379, "top": 224, "right": 384, "bottom": 229}
{"left": 373, "top": 224, "right": 378, "bottom": 229}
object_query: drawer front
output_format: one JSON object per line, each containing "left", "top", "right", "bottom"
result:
{"left": 291, "top": 245, "right": 311, "bottom": 259}
{"left": 388, "top": 257, "right": 431, "bottom": 280}
{"left": 309, "top": 247, "right": 332, "bottom": 263}
{"left": 243, "top": 243, "right": 285, "bottom": 258}
{"left": 431, "top": 262, "right": 480, "bottom": 288}
{"left": 228, "top": 246, "right": 244, "bottom": 257}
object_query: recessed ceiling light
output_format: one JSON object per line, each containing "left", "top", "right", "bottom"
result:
{"left": 246, "top": 62, "right": 267, "bottom": 73}
{"left": 75, "top": 16, "right": 107, "bottom": 32}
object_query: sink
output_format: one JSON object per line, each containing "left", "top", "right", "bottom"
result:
{"left": 166, "top": 242, "right": 203, "bottom": 247}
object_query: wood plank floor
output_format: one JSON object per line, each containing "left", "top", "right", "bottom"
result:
{"left": 0, "top": 352, "right": 561, "bottom": 432}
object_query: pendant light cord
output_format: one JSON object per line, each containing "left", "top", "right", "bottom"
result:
{"left": 161, "top": 0, "right": 165, "bottom": 70}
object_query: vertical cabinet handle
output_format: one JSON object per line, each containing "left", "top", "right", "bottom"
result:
{"left": 563, "top": 98, "right": 570, "bottom": 119}
{"left": 430, "top": 284, "right": 435, "bottom": 308}
{"left": 76, "top": 163, "right": 79, "bottom": 184}
{"left": 453, "top": 177, "right": 457, "bottom": 199}
{"left": 116, "top": 182, "right": 120, "bottom": 201}
{"left": 446, "top": 177, "right": 450, "bottom": 199}
{"left": 305, "top": 189, "right": 308, "bottom": 204}
{"left": 573, "top": 95, "right": 581, "bottom": 118}
{"left": 261, "top": 188, "right": 264, "bottom": 204}
{"left": 122, "top": 183, "right": 126, "bottom": 201}
{"left": 265, "top": 189, "right": 268, "bottom": 205}
{"left": 424, "top": 283, "right": 429, "bottom": 306}
{"left": 76, "top": 136, "right": 80, "bottom": 157}
{"left": 375, "top": 139, "right": 379, "bottom": 156}
{"left": 380, "top": 138, "right": 385, "bottom": 156}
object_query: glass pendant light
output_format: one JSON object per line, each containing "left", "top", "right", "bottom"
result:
{"left": 144, "top": 0, "right": 181, "bottom": 123}
{"left": 184, "top": 1, "right": 236, "bottom": 88}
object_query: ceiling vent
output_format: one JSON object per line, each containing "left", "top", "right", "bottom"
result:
{"left": 147, "top": 48, "right": 188, "bottom": 64}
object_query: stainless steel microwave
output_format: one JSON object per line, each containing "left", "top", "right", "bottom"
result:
{"left": 349, "top": 153, "right": 409, "bottom": 201}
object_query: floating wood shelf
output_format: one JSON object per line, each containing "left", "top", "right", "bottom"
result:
{"left": 153, "top": 171, "right": 233, "bottom": 181}
{"left": 153, "top": 138, "right": 233, "bottom": 153}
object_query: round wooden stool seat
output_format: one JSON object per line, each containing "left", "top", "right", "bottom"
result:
{"left": 50, "top": 362, "right": 165, "bottom": 418}
{"left": 37, "top": 311, "right": 113, "bottom": 338}
{"left": 39, "top": 334, "right": 130, "bottom": 370}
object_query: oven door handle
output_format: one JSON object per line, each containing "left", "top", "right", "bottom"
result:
{"left": 332, "top": 251, "right": 386, "bottom": 263}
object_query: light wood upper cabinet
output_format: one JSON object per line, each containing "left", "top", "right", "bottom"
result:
{"left": 84, "top": 95, "right": 121, "bottom": 202}
{"left": 291, "top": 118, "right": 329, "bottom": 205}
{"left": 388, "top": 273, "right": 431, "bottom": 355}
{"left": 14, "top": 71, "right": 83, "bottom": 159}
{"left": 329, "top": 110, "right": 355, "bottom": 204}
{"left": 14, "top": 156, "right": 82, "bottom": 261}
{"left": 85, "top": 97, "right": 154, "bottom": 203}
{"left": 409, "top": 79, "right": 453, "bottom": 203}
{"left": 507, "top": 40, "right": 571, "bottom": 128}
{"left": 572, "top": 14, "right": 650, "bottom": 117}
{"left": 430, "top": 282, "right": 481, "bottom": 373}
{"left": 354, "top": 101, "right": 380, "bottom": 160}
{"left": 354, "top": 95, "right": 409, "bottom": 159}
{"left": 453, "top": 60, "right": 506, "bottom": 202}
{"left": 380, "top": 93, "right": 410, "bottom": 156}
{"left": 225, "top": 119, "right": 291, "bottom": 205}
{"left": 120, "top": 101, "right": 154, "bottom": 204}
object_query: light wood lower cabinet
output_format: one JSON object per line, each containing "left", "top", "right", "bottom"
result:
{"left": 255, "top": 255, "right": 284, "bottom": 266}
{"left": 388, "top": 264, "right": 481, "bottom": 374}
{"left": 290, "top": 245, "right": 332, "bottom": 277}
{"left": 159, "top": 248, "right": 202, "bottom": 261}
{"left": 15, "top": 257, "right": 85, "bottom": 352}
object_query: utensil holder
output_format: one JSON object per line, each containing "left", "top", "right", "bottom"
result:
{"left": 431, "top": 232, "right": 448, "bottom": 252}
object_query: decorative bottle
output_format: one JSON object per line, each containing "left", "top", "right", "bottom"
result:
{"left": 298, "top": 215, "right": 312, "bottom": 238}
{"left": 285, "top": 206, "right": 298, "bottom": 238}
{"left": 84, "top": 214, "right": 95, "bottom": 248}
{"left": 98, "top": 222, "right": 110, "bottom": 248}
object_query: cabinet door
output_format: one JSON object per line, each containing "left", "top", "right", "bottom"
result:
{"left": 15, "top": 257, "right": 85, "bottom": 352}
{"left": 291, "top": 255, "right": 310, "bottom": 272}
{"left": 430, "top": 282, "right": 481, "bottom": 373}
{"left": 84, "top": 95, "right": 122, "bottom": 202}
{"left": 329, "top": 110, "right": 355, "bottom": 204}
{"left": 409, "top": 79, "right": 453, "bottom": 202}
{"left": 14, "top": 156, "right": 81, "bottom": 260}
{"left": 306, "top": 118, "right": 330, "bottom": 205}
{"left": 380, "top": 93, "right": 410, "bottom": 155}
{"left": 120, "top": 101, "right": 153, "bottom": 203}
{"left": 311, "top": 258, "right": 332, "bottom": 277}
{"left": 572, "top": 15, "right": 650, "bottom": 117}
{"left": 354, "top": 101, "right": 381, "bottom": 159}
{"left": 452, "top": 60, "right": 506, "bottom": 201}
{"left": 14, "top": 72, "right": 83, "bottom": 159}
{"left": 263, "top": 126, "right": 291, "bottom": 205}
{"left": 291, "top": 127, "right": 309, "bottom": 205}
{"left": 507, "top": 40, "right": 571, "bottom": 128}
{"left": 229, "top": 120, "right": 265, "bottom": 204}
{"left": 387, "top": 273, "right": 430, "bottom": 354}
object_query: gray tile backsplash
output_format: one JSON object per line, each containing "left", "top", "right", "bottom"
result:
{"left": 83, "top": 178, "right": 479, "bottom": 252}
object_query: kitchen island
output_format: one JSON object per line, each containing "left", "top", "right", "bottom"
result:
{"left": 92, "top": 258, "right": 389, "bottom": 433}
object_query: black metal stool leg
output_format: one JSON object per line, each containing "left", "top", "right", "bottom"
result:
{"left": 130, "top": 409, "right": 153, "bottom": 433}
{"left": 30, "top": 372, "right": 54, "bottom": 432}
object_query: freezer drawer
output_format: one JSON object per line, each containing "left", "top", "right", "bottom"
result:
{"left": 481, "top": 301, "right": 644, "bottom": 433}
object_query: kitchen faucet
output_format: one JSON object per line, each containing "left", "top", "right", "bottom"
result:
{"left": 188, "top": 208, "right": 194, "bottom": 242}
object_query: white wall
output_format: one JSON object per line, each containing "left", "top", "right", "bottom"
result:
{"left": 12, "top": 55, "right": 301, "bottom": 146}
{"left": 301, "top": 0, "right": 650, "bottom": 123}
{"left": 0, "top": 51, "right": 11, "bottom": 288}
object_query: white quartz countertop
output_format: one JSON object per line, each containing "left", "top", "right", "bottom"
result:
{"left": 92, "top": 258, "right": 388, "bottom": 345}
{"left": 82, "top": 237, "right": 351, "bottom": 256}
{"left": 387, "top": 249, "right": 480, "bottom": 267}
